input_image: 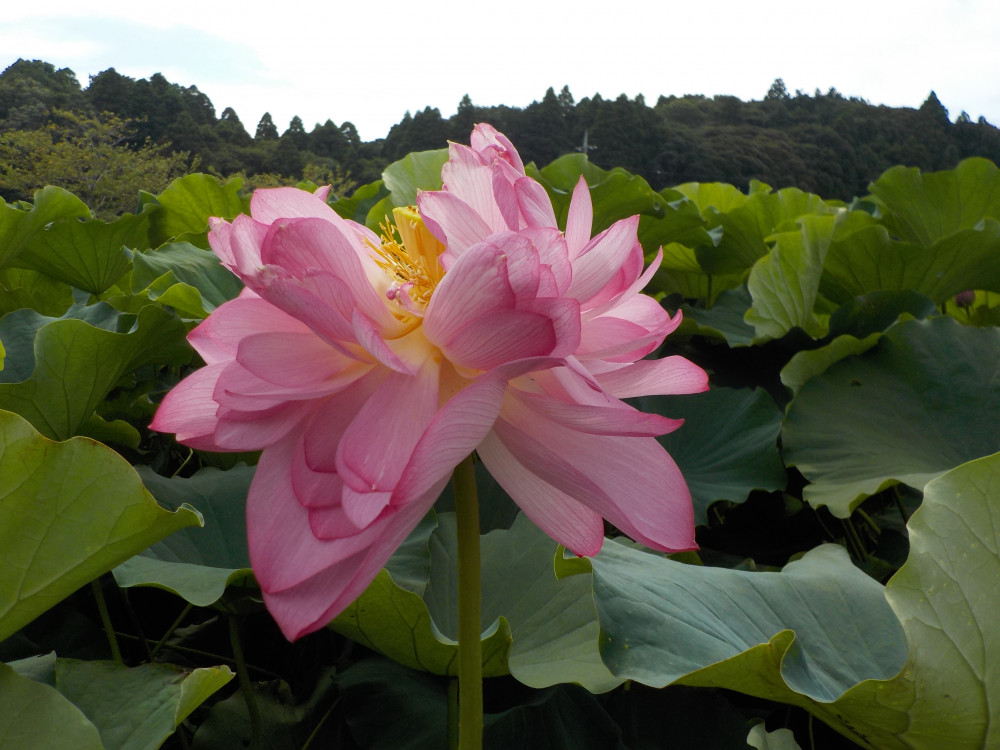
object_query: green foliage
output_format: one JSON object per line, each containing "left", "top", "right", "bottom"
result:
{"left": 0, "top": 662, "right": 105, "bottom": 750}
{"left": 113, "top": 466, "right": 256, "bottom": 607}
{"left": 8, "top": 58, "right": 1000, "bottom": 203}
{"left": 642, "top": 386, "right": 786, "bottom": 524}
{"left": 783, "top": 317, "right": 1000, "bottom": 515}
{"left": 0, "top": 111, "right": 190, "bottom": 219}
{"left": 0, "top": 410, "right": 201, "bottom": 642}
{"left": 3, "top": 151, "right": 1000, "bottom": 748}
{"left": 55, "top": 659, "right": 234, "bottom": 750}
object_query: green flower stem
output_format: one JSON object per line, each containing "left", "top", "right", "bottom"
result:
{"left": 90, "top": 578, "right": 122, "bottom": 664}
{"left": 447, "top": 678, "right": 459, "bottom": 750}
{"left": 149, "top": 602, "right": 193, "bottom": 660}
{"left": 228, "top": 615, "right": 263, "bottom": 750}
{"left": 453, "top": 454, "right": 483, "bottom": 750}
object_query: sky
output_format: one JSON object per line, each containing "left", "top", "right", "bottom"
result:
{"left": 2, "top": 0, "right": 998, "bottom": 142}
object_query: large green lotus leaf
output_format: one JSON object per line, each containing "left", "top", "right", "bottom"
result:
{"left": 697, "top": 186, "right": 837, "bottom": 275}
{"left": 190, "top": 666, "right": 341, "bottom": 750}
{"left": 780, "top": 333, "right": 882, "bottom": 397}
{"left": 13, "top": 210, "right": 151, "bottom": 294}
{"left": 131, "top": 242, "right": 243, "bottom": 311}
{"left": 672, "top": 451, "right": 1000, "bottom": 748}
{"left": 535, "top": 154, "right": 710, "bottom": 245}
{"left": 383, "top": 148, "right": 448, "bottom": 201}
{"left": 0, "top": 662, "right": 105, "bottom": 750}
{"left": 332, "top": 512, "right": 618, "bottom": 691}
{"left": 679, "top": 285, "right": 757, "bottom": 347}
{"left": 654, "top": 242, "right": 708, "bottom": 298}
{"left": 364, "top": 149, "right": 448, "bottom": 231}
{"left": 869, "top": 158, "right": 1000, "bottom": 246}
{"left": 746, "top": 214, "right": 837, "bottom": 341}
{"left": 113, "top": 466, "right": 255, "bottom": 607}
{"left": 782, "top": 316, "right": 1000, "bottom": 516}
{"left": 330, "top": 178, "right": 389, "bottom": 224}
{"left": 821, "top": 220, "right": 1000, "bottom": 304}
{"left": 651, "top": 243, "right": 742, "bottom": 303}
{"left": 331, "top": 511, "right": 513, "bottom": 678}
{"left": 637, "top": 193, "right": 718, "bottom": 258}
{"left": 673, "top": 181, "right": 750, "bottom": 214}
{"left": 127, "top": 277, "right": 214, "bottom": 320}
{"left": 55, "top": 659, "right": 233, "bottom": 750}
{"left": 582, "top": 541, "right": 906, "bottom": 701}
{"left": 0, "top": 410, "right": 202, "bottom": 642}
{"left": 0, "top": 268, "right": 74, "bottom": 318}
{"left": 826, "top": 290, "right": 937, "bottom": 340}
{"left": 433, "top": 513, "right": 620, "bottom": 692}
{"left": 332, "top": 569, "right": 513, "bottom": 678}
{"left": 0, "top": 301, "right": 190, "bottom": 439}
{"left": 537, "top": 154, "right": 658, "bottom": 232}
{"left": 801, "top": 452, "right": 1000, "bottom": 749}
{"left": 639, "top": 387, "right": 786, "bottom": 524}
{"left": 747, "top": 725, "right": 802, "bottom": 750}
{"left": 0, "top": 187, "right": 91, "bottom": 268}
{"left": 149, "top": 174, "right": 243, "bottom": 247}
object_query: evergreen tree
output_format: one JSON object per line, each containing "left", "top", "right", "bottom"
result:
{"left": 255, "top": 112, "right": 279, "bottom": 141}
{"left": 217, "top": 107, "right": 251, "bottom": 146}
{"left": 0, "top": 59, "right": 88, "bottom": 129}
{"left": 283, "top": 115, "right": 308, "bottom": 150}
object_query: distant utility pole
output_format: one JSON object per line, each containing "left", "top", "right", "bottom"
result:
{"left": 575, "top": 128, "right": 596, "bottom": 154}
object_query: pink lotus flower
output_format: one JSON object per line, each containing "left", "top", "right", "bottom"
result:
{"left": 152, "top": 125, "right": 708, "bottom": 640}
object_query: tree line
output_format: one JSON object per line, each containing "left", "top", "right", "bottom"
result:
{"left": 3, "top": 58, "right": 1000, "bottom": 217}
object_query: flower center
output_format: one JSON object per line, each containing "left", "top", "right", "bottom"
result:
{"left": 371, "top": 206, "right": 445, "bottom": 316}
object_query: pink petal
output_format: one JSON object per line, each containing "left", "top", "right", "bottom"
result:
{"left": 523, "top": 228, "right": 572, "bottom": 297}
{"left": 514, "top": 177, "right": 557, "bottom": 229}
{"left": 248, "top": 435, "right": 446, "bottom": 639}
{"left": 335, "top": 362, "right": 440, "bottom": 496}
{"left": 440, "top": 308, "right": 558, "bottom": 371}
{"left": 260, "top": 273, "right": 365, "bottom": 357}
{"left": 302, "top": 375, "right": 384, "bottom": 474}
{"left": 491, "top": 167, "right": 521, "bottom": 230}
{"left": 213, "top": 398, "right": 314, "bottom": 450}
{"left": 416, "top": 191, "right": 493, "bottom": 264}
{"left": 211, "top": 366, "right": 354, "bottom": 411}
{"left": 422, "top": 240, "right": 517, "bottom": 344}
{"left": 251, "top": 186, "right": 340, "bottom": 224}
{"left": 150, "top": 363, "right": 227, "bottom": 450}
{"left": 595, "top": 357, "right": 709, "bottom": 398}
{"left": 395, "top": 375, "right": 508, "bottom": 503}
{"left": 565, "top": 177, "right": 593, "bottom": 259}
{"left": 509, "top": 388, "right": 683, "bottom": 436}
{"left": 578, "top": 296, "right": 681, "bottom": 362}
{"left": 567, "top": 216, "right": 642, "bottom": 303}
{"left": 490, "top": 402, "right": 697, "bottom": 553}
{"left": 188, "top": 293, "right": 310, "bottom": 364}
{"left": 209, "top": 214, "right": 268, "bottom": 280}
{"left": 341, "top": 485, "right": 394, "bottom": 530}
{"left": 577, "top": 316, "right": 656, "bottom": 361}
{"left": 261, "top": 218, "right": 399, "bottom": 332}
{"left": 352, "top": 309, "right": 414, "bottom": 374}
{"left": 236, "top": 331, "right": 367, "bottom": 389}
{"left": 261, "top": 479, "right": 446, "bottom": 641}
{"left": 478, "top": 429, "right": 605, "bottom": 557}
{"left": 469, "top": 123, "right": 525, "bottom": 173}
{"left": 583, "top": 247, "right": 663, "bottom": 319}
{"left": 440, "top": 143, "right": 508, "bottom": 233}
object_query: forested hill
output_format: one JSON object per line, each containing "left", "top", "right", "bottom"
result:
{"left": 3, "top": 58, "right": 1000, "bottom": 207}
